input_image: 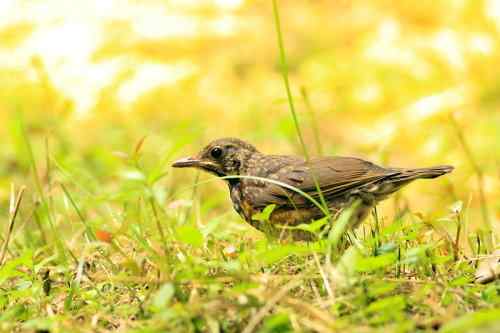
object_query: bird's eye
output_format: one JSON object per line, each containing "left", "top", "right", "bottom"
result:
{"left": 210, "top": 147, "right": 223, "bottom": 159}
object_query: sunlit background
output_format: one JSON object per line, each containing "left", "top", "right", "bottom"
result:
{"left": 1, "top": 0, "right": 499, "bottom": 238}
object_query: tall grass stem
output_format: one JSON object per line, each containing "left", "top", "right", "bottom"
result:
{"left": 272, "top": 0, "right": 329, "bottom": 215}
{"left": 0, "top": 185, "right": 26, "bottom": 265}
{"left": 450, "top": 114, "right": 492, "bottom": 246}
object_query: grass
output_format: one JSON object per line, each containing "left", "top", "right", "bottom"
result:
{"left": 1, "top": 163, "right": 499, "bottom": 332}
{"left": 1, "top": 1, "right": 500, "bottom": 333}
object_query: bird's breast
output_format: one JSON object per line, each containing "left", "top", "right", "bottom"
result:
{"left": 229, "top": 183, "right": 253, "bottom": 221}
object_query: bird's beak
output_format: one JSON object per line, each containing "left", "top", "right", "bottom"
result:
{"left": 171, "top": 156, "right": 201, "bottom": 168}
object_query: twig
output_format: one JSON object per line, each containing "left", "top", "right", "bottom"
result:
{"left": 0, "top": 185, "right": 26, "bottom": 265}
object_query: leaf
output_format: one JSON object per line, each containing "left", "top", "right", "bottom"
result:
{"left": 366, "top": 295, "right": 406, "bottom": 314}
{"left": 402, "top": 245, "right": 432, "bottom": 265}
{"left": 260, "top": 313, "right": 292, "bottom": 333}
{"left": 256, "top": 243, "right": 323, "bottom": 266}
{"left": 367, "top": 281, "right": 399, "bottom": 298}
{"left": 335, "top": 246, "right": 363, "bottom": 283}
{"left": 328, "top": 200, "right": 360, "bottom": 249}
{"left": 0, "top": 250, "right": 33, "bottom": 285}
{"left": 377, "top": 242, "right": 397, "bottom": 254}
{"left": 381, "top": 218, "right": 405, "bottom": 236}
{"left": 22, "top": 317, "right": 56, "bottom": 332}
{"left": 231, "top": 282, "right": 260, "bottom": 293}
{"left": 95, "top": 230, "right": 113, "bottom": 243}
{"left": 450, "top": 275, "right": 470, "bottom": 287}
{"left": 301, "top": 216, "right": 329, "bottom": 232}
{"left": 257, "top": 245, "right": 296, "bottom": 265}
{"left": 152, "top": 283, "right": 175, "bottom": 310}
{"left": 0, "top": 304, "right": 28, "bottom": 322}
{"left": 440, "top": 308, "right": 500, "bottom": 333}
{"left": 175, "top": 225, "right": 203, "bottom": 247}
{"left": 431, "top": 255, "right": 453, "bottom": 265}
{"left": 252, "top": 204, "right": 276, "bottom": 222}
{"left": 355, "top": 253, "right": 397, "bottom": 272}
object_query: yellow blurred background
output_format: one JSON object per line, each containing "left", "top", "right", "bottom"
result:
{"left": 0, "top": 0, "right": 499, "bottom": 238}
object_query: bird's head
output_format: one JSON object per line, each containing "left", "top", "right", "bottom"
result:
{"left": 172, "top": 138, "right": 258, "bottom": 177}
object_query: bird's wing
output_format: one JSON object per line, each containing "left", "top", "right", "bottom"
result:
{"left": 248, "top": 156, "right": 396, "bottom": 208}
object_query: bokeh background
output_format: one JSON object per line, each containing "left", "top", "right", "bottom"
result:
{"left": 1, "top": 0, "right": 499, "bottom": 241}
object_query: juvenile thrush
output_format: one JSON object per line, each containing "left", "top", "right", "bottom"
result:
{"left": 172, "top": 138, "right": 453, "bottom": 240}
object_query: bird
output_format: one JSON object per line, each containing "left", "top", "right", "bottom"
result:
{"left": 172, "top": 138, "right": 453, "bottom": 240}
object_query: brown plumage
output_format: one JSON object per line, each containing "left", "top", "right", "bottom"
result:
{"left": 172, "top": 138, "right": 453, "bottom": 240}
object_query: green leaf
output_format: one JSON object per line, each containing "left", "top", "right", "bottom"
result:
{"left": 367, "top": 281, "right": 399, "bottom": 298}
{"left": 0, "top": 250, "right": 33, "bottom": 285}
{"left": 328, "top": 200, "right": 360, "bottom": 249}
{"left": 0, "top": 304, "right": 28, "bottom": 322}
{"left": 231, "top": 282, "right": 260, "bottom": 293}
{"left": 175, "top": 225, "right": 203, "bottom": 247}
{"left": 257, "top": 245, "right": 296, "bottom": 265}
{"left": 381, "top": 219, "right": 405, "bottom": 236}
{"left": 366, "top": 295, "right": 406, "bottom": 314}
{"left": 431, "top": 255, "right": 453, "bottom": 265}
{"left": 252, "top": 204, "right": 276, "bottom": 222}
{"left": 440, "top": 308, "right": 500, "bottom": 333}
{"left": 336, "top": 246, "right": 363, "bottom": 279}
{"left": 152, "top": 283, "right": 175, "bottom": 310}
{"left": 22, "top": 317, "right": 56, "bottom": 332}
{"left": 402, "top": 245, "right": 432, "bottom": 265}
{"left": 259, "top": 313, "right": 292, "bottom": 333}
{"left": 449, "top": 275, "right": 470, "bottom": 287}
{"left": 378, "top": 242, "right": 397, "bottom": 254}
{"left": 256, "top": 243, "right": 323, "bottom": 266}
{"left": 355, "top": 253, "right": 398, "bottom": 272}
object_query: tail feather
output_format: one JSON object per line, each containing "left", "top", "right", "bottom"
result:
{"left": 411, "top": 165, "right": 454, "bottom": 179}
{"left": 390, "top": 165, "right": 454, "bottom": 182}
{"left": 355, "top": 165, "right": 454, "bottom": 201}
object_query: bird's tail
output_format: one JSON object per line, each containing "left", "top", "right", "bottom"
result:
{"left": 390, "top": 165, "right": 454, "bottom": 182}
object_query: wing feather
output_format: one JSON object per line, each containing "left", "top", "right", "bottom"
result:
{"left": 246, "top": 156, "right": 395, "bottom": 208}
